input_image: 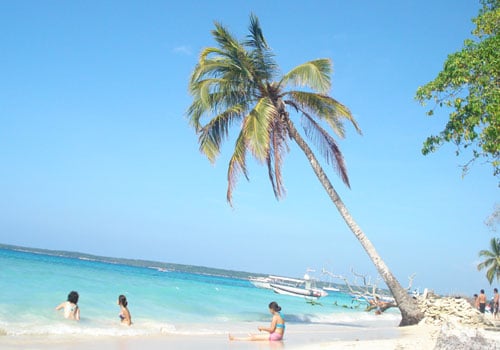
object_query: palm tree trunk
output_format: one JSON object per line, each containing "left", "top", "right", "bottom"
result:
{"left": 285, "top": 119, "right": 423, "bottom": 326}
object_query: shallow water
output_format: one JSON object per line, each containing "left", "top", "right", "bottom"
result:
{"left": 0, "top": 247, "right": 400, "bottom": 336}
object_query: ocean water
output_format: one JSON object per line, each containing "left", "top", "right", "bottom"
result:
{"left": 0, "top": 247, "right": 399, "bottom": 336}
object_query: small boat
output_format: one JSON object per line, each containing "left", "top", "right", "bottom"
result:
{"left": 271, "top": 283, "right": 327, "bottom": 298}
{"left": 249, "top": 276, "right": 272, "bottom": 289}
{"left": 249, "top": 272, "right": 328, "bottom": 299}
{"left": 323, "top": 286, "right": 340, "bottom": 292}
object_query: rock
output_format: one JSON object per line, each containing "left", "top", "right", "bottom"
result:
{"left": 434, "top": 323, "right": 498, "bottom": 350}
{"left": 416, "top": 296, "right": 494, "bottom": 327}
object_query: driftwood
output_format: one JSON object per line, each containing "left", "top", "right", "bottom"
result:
{"left": 365, "top": 300, "right": 398, "bottom": 313}
{"left": 322, "top": 267, "right": 417, "bottom": 314}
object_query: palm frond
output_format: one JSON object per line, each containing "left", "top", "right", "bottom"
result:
{"left": 199, "top": 47, "right": 225, "bottom": 63}
{"left": 479, "top": 249, "right": 496, "bottom": 258}
{"left": 280, "top": 59, "right": 332, "bottom": 94}
{"left": 243, "top": 13, "right": 276, "bottom": 82}
{"left": 285, "top": 91, "right": 362, "bottom": 136}
{"left": 227, "top": 131, "right": 249, "bottom": 205}
{"left": 245, "top": 13, "right": 268, "bottom": 50}
{"left": 212, "top": 22, "right": 242, "bottom": 54}
{"left": 197, "top": 104, "right": 247, "bottom": 162}
{"left": 490, "top": 237, "right": 500, "bottom": 254}
{"left": 266, "top": 117, "right": 289, "bottom": 198}
{"left": 477, "top": 258, "right": 494, "bottom": 270}
{"left": 195, "top": 25, "right": 260, "bottom": 91}
{"left": 486, "top": 266, "right": 496, "bottom": 284}
{"left": 190, "top": 59, "right": 234, "bottom": 84}
{"left": 193, "top": 78, "right": 223, "bottom": 111}
{"left": 187, "top": 98, "right": 207, "bottom": 131}
{"left": 300, "top": 113, "right": 350, "bottom": 187}
{"left": 477, "top": 237, "right": 500, "bottom": 284}
{"left": 243, "top": 97, "right": 276, "bottom": 162}
{"left": 191, "top": 79, "right": 251, "bottom": 115}
{"left": 197, "top": 128, "right": 220, "bottom": 163}
{"left": 211, "top": 25, "right": 257, "bottom": 85}
{"left": 188, "top": 78, "right": 250, "bottom": 132}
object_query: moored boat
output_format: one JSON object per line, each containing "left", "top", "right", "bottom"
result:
{"left": 271, "top": 283, "right": 327, "bottom": 298}
{"left": 249, "top": 272, "right": 328, "bottom": 299}
{"left": 249, "top": 276, "right": 272, "bottom": 289}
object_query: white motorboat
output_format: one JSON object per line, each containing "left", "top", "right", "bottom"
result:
{"left": 249, "top": 276, "right": 272, "bottom": 289}
{"left": 271, "top": 283, "right": 328, "bottom": 298}
{"left": 249, "top": 273, "right": 328, "bottom": 299}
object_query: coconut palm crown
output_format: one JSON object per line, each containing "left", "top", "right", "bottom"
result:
{"left": 187, "top": 14, "right": 423, "bottom": 326}
{"left": 477, "top": 237, "right": 500, "bottom": 284}
{"left": 188, "top": 14, "right": 361, "bottom": 203}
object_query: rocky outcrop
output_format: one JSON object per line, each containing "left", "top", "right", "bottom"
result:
{"left": 417, "top": 296, "right": 494, "bottom": 327}
{"left": 434, "top": 323, "right": 498, "bottom": 350}
{"left": 401, "top": 295, "right": 500, "bottom": 349}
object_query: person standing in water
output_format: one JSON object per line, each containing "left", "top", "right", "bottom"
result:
{"left": 118, "top": 294, "right": 132, "bottom": 326}
{"left": 229, "top": 301, "right": 285, "bottom": 341}
{"left": 55, "top": 291, "right": 80, "bottom": 321}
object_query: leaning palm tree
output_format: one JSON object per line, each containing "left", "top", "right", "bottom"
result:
{"left": 187, "top": 14, "right": 423, "bottom": 326}
{"left": 477, "top": 237, "right": 500, "bottom": 284}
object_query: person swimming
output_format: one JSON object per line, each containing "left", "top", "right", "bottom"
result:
{"left": 229, "top": 301, "right": 285, "bottom": 341}
{"left": 118, "top": 294, "right": 132, "bottom": 326}
{"left": 55, "top": 291, "right": 80, "bottom": 321}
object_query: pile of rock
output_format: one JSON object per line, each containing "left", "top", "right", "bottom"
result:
{"left": 417, "top": 296, "right": 494, "bottom": 327}
{"left": 434, "top": 323, "right": 498, "bottom": 350}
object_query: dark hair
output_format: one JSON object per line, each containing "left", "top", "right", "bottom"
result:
{"left": 481, "top": 289, "right": 485, "bottom": 293}
{"left": 495, "top": 288, "right": 498, "bottom": 293}
{"left": 119, "top": 295, "right": 128, "bottom": 307}
{"left": 268, "top": 301, "right": 281, "bottom": 312}
{"left": 67, "top": 291, "right": 79, "bottom": 304}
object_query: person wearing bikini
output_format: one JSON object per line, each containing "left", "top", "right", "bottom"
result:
{"left": 55, "top": 291, "right": 80, "bottom": 321}
{"left": 229, "top": 301, "right": 285, "bottom": 341}
{"left": 118, "top": 294, "right": 132, "bottom": 326}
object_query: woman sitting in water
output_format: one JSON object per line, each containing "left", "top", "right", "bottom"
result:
{"left": 118, "top": 294, "right": 132, "bottom": 326}
{"left": 229, "top": 301, "right": 285, "bottom": 341}
{"left": 55, "top": 291, "right": 80, "bottom": 321}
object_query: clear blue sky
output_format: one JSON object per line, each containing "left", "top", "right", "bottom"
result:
{"left": 1, "top": 0, "right": 497, "bottom": 296}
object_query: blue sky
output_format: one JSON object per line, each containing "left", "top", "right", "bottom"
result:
{"left": 1, "top": 0, "right": 497, "bottom": 296}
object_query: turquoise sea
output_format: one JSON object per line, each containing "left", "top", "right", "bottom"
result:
{"left": 0, "top": 245, "right": 399, "bottom": 337}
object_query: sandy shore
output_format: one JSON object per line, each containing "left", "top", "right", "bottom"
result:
{"left": 0, "top": 322, "right": 440, "bottom": 350}
{"left": 1, "top": 320, "right": 499, "bottom": 349}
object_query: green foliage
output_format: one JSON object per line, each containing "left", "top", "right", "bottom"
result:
{"left": 477, "top": 237, "right": 500, "bottom": 284}
{"left": 415, "top": 0, "right": 500, "bottom": 179}
{"left": 187, "top": 14, "right": 360, "bottom": 204}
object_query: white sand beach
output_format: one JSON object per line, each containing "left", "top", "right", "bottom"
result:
{"left": 3, "top": 322, "right": 499, "bottom": 350}
{"left": 0, "top": 326, "right": 423, "bottom": 350}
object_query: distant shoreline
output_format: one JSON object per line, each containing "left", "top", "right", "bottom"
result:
{"left": 0, "top": 243, "right": 379, "bottom": 294}
{"left": 0, "top": 242, "right": 267, "bottom": 281}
